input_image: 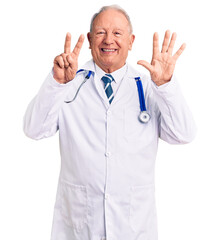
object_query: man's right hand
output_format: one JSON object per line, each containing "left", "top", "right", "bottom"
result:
{"left": 53, "top": 33, "right": 85, "bottom": 84}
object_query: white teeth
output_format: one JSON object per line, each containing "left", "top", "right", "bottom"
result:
{"left": 102, "top": 49, "right": 116, "bottom": 52}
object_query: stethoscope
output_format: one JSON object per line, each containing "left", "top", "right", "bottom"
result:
{"left": 135, "top": 77, "right": 151, "bottom": 123}
{"left": 65, "top": 69, "right": 92, "bottom": 104}
{"left": 65, "top": 69, "right": 151, "bottom": 123}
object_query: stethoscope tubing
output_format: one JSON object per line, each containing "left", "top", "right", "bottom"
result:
{"left": 64, "top": 70, "right": 92, "bottom": 103}
{"left": 65, "top": 69, "right": 150, "bottom": 123}
{"left": 135, "top": 77, "right": 147, "bottom": 112}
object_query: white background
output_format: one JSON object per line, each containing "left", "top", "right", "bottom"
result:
{"left": 0, "top": 0, "right": 219, "bottom": 239}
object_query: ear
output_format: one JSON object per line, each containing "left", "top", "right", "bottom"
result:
{"left": 128, "top": 34, "right": 135, "bottom": 50}
{"left": 87, "top": 32, "right": 92, "bottom": 49}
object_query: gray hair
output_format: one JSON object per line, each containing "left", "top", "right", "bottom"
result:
{"left": 90, "top": 5, "right": 133, "bottom": 34}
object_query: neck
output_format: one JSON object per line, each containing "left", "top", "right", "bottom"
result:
{"left": 95, "top": 62, "right": 126, "bottom": 73}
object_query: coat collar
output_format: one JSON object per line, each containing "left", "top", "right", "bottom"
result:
{"left": 79, "top": 59, "right": 144, "bottom": 109}
{"left": 80, "top": 59, "right": 96, "bottom": 73}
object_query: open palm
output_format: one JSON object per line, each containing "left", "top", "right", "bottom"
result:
{"left": 138, "top": 30, "right": 186, "bottom": 86}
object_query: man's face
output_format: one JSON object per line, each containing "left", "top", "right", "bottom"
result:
{"left": 87, "top": 9, "right": 135, "bottom": 73}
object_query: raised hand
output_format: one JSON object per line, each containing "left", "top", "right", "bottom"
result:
{"left": 53, "top": 33, "right": 85, "bottom": 84}
{"left": 137, "top": 30, "right": 186, "bottom": 86}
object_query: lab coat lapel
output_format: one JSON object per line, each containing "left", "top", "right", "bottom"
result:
{"left": 80, "top": 59, "right": 109, "bottom": 109}
{"left": 80, "top": 61, "right": 139, "bottom": 110}
{"left": 93, "top": 72, "right": 110, "bottom": 109}
{"left": 110, "top": 65, "right": 138, "bottom": 107}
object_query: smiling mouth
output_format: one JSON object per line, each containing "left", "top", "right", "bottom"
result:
{"left": 101, "top": 48, "right": 117, "bottom": 52}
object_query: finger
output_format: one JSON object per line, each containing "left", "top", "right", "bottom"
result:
{"left": 54, "top": 55, "right": 64, "bottom": 68}
{"left": 137, "top": 60, "right": 154, "bottom": 73}
{"left": 64, "top": 32, "right": 71, "bottom": 54}
{"left": 66, "top": 55, "right": 74, "bottom": 69}
{"left": 167, "top": 32, "right": 177, "bottom": 54}
{"left": 61, "top": 53, "right": 70, "bottom": 68}
{"left": 152, "top": 32, "right": 159, "bottom": 58}
{"left": 173, "top": 43, "right": 186, "bottom": 61}
{"left": 161, "top": 30, "right": 171, "bottom": 53}
{"left": 72, "top": 34, "right": 85, "bottom": 57}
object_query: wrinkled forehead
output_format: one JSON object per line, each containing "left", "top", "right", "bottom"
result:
{"left": 92, "top": 9, "right": 131, "bottom": 32}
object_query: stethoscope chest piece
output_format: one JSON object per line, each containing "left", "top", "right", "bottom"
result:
{"left": 139, "top": 111, "right": 150, "bottom": 123}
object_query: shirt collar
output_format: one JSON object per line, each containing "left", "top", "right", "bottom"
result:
{"left": 95, "top": 63, "right": 128, "bottom": 83}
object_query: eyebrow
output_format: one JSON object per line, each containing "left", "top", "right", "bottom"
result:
{"left": 94, "top": 27, "right": 124, "bottom": 32}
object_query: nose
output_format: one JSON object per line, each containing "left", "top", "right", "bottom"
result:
{"left": 104, "top": 33, "right": 114, "bottom": 45}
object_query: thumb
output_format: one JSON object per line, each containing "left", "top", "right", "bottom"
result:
{"left": 137, "top": 60, "right": 154, "bottom": 72}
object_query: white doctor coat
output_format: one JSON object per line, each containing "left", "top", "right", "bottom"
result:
{"left": 23, "top": 59, "right": 196, "bottom": 240}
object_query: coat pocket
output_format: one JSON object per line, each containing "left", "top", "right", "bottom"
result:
{"left": 129, "top": 184, "right": 156, "bottom": 233}
{"left": 60, "top": 180, "right": 88, "bottom": 232}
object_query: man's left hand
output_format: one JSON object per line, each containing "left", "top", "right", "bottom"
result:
{"left": 137, "top": 30, "right": 186, "bottom": 86}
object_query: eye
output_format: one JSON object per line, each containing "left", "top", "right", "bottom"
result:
{"left": 97, "top": 31, "right": 105, "bottom": 35}
{"left": 114, "top": 31, "right": 122, "bottom": 36}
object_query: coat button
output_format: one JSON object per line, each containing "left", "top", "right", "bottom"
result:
{"left": 105, "top": 152, "right": 111, "bottom": 157}
{"left": 105, "top": 194, "right": 109, "bottom": 200}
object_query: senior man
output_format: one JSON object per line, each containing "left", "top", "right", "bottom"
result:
{"left": 24, "top": 5, "right": 196, "bottom": 240}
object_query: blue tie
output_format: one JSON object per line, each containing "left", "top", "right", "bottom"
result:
{"left": 101, "top": 74, "right": 114, "bottom": 104}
